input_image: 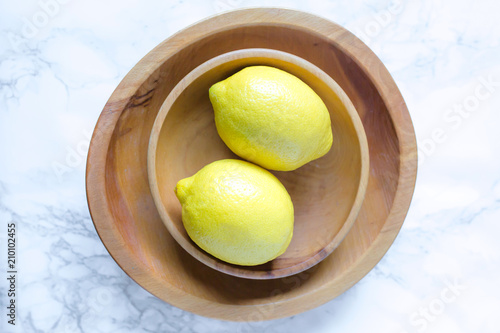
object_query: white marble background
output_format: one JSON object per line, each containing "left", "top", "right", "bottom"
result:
{"left": 1, "top": 0, "right": 499, "bottom": 332}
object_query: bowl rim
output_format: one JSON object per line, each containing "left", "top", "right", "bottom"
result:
{"left": 147, "top": 48, "right": 370, "bottom": 280}
{"left": 86, "top": 8, "right": 417, "bottom": 320}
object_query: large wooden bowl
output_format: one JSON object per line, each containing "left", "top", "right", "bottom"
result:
{"left": 148, "top": 48, "right": 369, "bottom": 280}
{"left": 86, "top": 8, "right": 417, "bottom": 320}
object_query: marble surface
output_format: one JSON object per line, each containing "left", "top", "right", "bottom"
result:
{"left": 1, "top": 0, "right": 499, "bottom": 332}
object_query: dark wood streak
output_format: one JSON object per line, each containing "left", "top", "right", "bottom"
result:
{"left": 127, "top": 88, "right": 155, "bottom": 108}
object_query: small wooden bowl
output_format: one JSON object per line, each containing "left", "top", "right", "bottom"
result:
{"left": 148, "top": 48, "right": 369, "bottom": 279}
{"left": 86, "top": 8, "right": 417, "bottom": 320}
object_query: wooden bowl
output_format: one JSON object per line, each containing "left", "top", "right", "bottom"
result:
{"left": 148, "top": 48, "right": 369, "bottom": 280}
{"left": 86, "top": 8, "right": 417, "bottom": 320}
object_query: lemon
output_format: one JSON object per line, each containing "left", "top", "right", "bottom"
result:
{"left": 175, "top": 159, "right": 294, "bottom": 266}
{"left": 209, "top": 66, "right": 333, "bottom": 171}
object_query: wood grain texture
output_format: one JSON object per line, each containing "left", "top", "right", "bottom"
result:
{"left": 86, "top": 8, "right": 417, "bottom": 320}
{"left": 148, "top": 48, "right": 370, "bottom": 280}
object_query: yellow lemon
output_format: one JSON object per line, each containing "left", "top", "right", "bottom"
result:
{"left": 209, "top": 66, "right": 333, "bottom": 171}
{"left": 175, "top": 159, "right": 294, "bottom": 266}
